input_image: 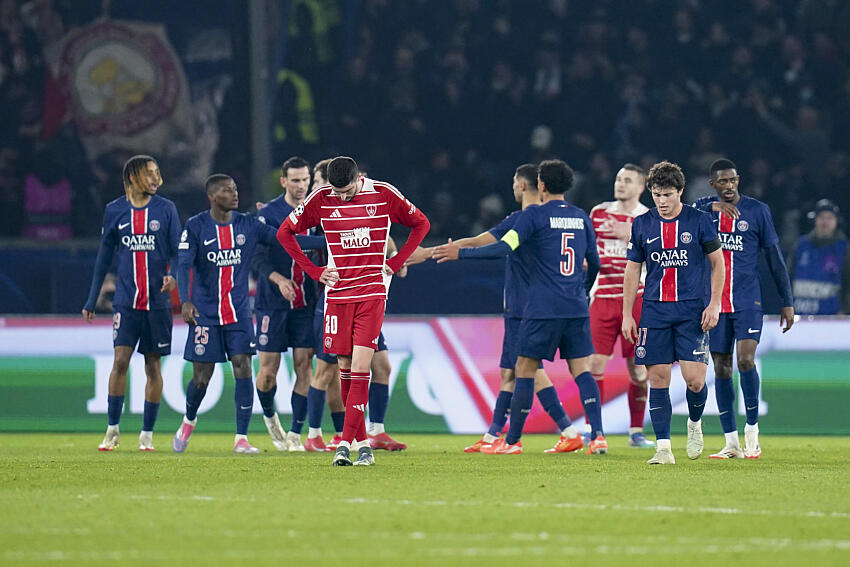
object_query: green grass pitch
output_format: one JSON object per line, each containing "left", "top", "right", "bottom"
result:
{"left": 1, "top": 433, "right": 849, "bottom": 566}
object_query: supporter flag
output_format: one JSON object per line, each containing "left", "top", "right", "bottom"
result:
{"left": 45, "top": 19, "right": 194, "bottom": 160}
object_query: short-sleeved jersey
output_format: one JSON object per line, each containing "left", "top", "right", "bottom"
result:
{"left": 284, "top": 177, "right": 428, "bottom": 304}
{"left": 693, "top": 195, "right": 780, "bottom": 312}
{"left": 628, "top": 206, "right": 718, "bottom": 303}
{"left": 589, "top": 200, "right": 649, "bottom": 299}
{"left": 489, "top": 210, "right": 529, "bottom": 319}
{"left": 98, "top": 195, "right": 181, "bottom": 310}
{"left": 506, "top": 200, "right": 597, "bottom": 319}
{"left": 254, "top": 194, "right": 320, "bottom": 311}
{"left": 178, "top": 211, "right": 278, "bottom": 326}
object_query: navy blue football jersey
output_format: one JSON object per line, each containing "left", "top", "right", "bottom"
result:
{"left": 86, "top": 195, "right": 181, "bottom": 311}
{"left": 254, "top": 195, "right": 321, "bottom": 311}
{"left": 503, "top": 200, "right": 597, "bottom": 319}
{"left": 489, "top": 210, "right": 530, "bottom": 319}
{"left": 693, "top": 195, "right": 780, "bottom": 312}
{"left": 628, "top": 206, "right": 718, "bottom": 303}
{"left": 178, "top": 211, "right": 278, "bottom": 326}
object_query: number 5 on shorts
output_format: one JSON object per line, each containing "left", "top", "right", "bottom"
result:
{"left": 324, "top": 314, "right": 338, "bottom": 335}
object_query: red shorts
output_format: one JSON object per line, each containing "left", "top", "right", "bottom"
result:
{"left": 322, "top": 299, "right": 386, "bottom": 356}
{"left": 590, "top": 295, "right": 643, "bottom": 358}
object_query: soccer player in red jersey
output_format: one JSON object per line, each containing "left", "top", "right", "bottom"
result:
{"left": 587, "top": 164, "right": 654, "bottom": 448}
{"left": 277, "top": 156, "right": 430, "bottom": 466}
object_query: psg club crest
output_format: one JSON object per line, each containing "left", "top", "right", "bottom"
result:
{"left": 148, "top": 219, "right": 160, "bottom": 231}
{"left": 258, "top": 216, "right": 266, "bottom": 224}
{"left": 366, "top": 205, "right": 377, "bottom": 217}
{"left": 112, "top": 330, "right": 118, "bottom": 340}
{"left": 258, "top": 334, "right": 268, "bottom": 346}
{"left": 236, "top": 234, "right": 246, "bottom": 246}
{"left": 680, "top": 232, "right": 693, "bottom": 244}
{"left": 635, "top": 346, "right": 646, "bottom": 359}
{"left": 194, "top": 344, "right": 206, "bottom": 356}
{"left": 737, "top": 220, "right": 749, "bottom": 232}
{"left": 324, "top": 336, "right": 333, "bottom": 349}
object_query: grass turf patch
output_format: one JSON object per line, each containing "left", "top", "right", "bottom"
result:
{"left": 1, "top": 433, "right": 849, "bottom": 566}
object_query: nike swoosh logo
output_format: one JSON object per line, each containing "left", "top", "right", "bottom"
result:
{"left": 693, "top": 350, "right": 706, "bottom": 356}
{"left": 649, "top": 407, "right": 662, "bottom": 411}
{"left": 748, "top": 328, "right": 760, "bottom": 333}
{"left": 204, "top": 238, "right": 217, "bottom": 246}
{"left": 746, "top": 406, "right": 758, "bottom": 411}
{"left": 712, "top": 219, "right": 719, "bottom": 223}
{"left": 157, "top": 342, "right": 169, "bottom": 348}
{"left": 239, "top": 405, "right": 252, "bottom": 411}
{"left": 249, "top": 342, "right": 256, "bottom": 348}
{"left": 118, "top": 222, "right": 130, "bottom": 230}
{"left": 646, "top": 236, "right": 660, "bottom": 244}
{"left": 693, "top": 403, "right": 705, "bottom": 408}
{"left": 719, "top": 411, "right": 728, "bottom": 415}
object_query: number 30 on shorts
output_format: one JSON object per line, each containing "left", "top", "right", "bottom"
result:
{"left": 324, "top": 314, "right": 338, "bottom": 335}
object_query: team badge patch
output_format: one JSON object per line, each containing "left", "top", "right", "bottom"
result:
{"left": 258, "top": 216, "right": 266, "bottom": 224}
{"left": 366, "top": 205, "right": 377, "bottom": 217}
{"left": 737, "top": 220, "right": 749, "bottom": 232}
{"left": 148, "top": 219, "right": 160, "bottom": 231}
{"left": 194, "top": 344, "right": 206, "bottom": 356}
{"left": 635, "top": 346, "right": 646, "bottom": 359}
{"left": 680, "top": 232, "right": 692, "bottom": 244}
{"left": 259, "top": 334, "right": 268, "bottom": 346}
{"left": 112, "top": 330, "right": 118, "bottom": 340}
{"left": 236, "top": 234, "right": 246, "bottom": 245}
{"left": 324, "top": 336, "right": 333, "bottom": 349}
{"left": 180, "top": 230, "right": 188, "bottom": 242}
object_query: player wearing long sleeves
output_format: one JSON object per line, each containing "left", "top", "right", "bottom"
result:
{"left": 693, "top": 158, "right": 794, "bottom": 460}
{"left": 171, "top": 174, "right": 282, "bottom": 454}
{"left": 437, "top": 160, "right": 603, "bottom": 455}
{"left": 277, "top": 156, "right": 430, "bottom": 466}
{"left": 82, "top": 155, "right": 180, "bottom": 452}
{"left": 432, "top": 164, "right": 582, "bottom": 454}
{"left": 622, "top": 161, "right": 725, "bottom": 465}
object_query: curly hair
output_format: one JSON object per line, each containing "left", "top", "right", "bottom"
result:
{"left": 646, "top": 161, "right": 685, "bottom": 191}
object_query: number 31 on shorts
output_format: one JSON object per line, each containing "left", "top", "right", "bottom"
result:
{"left": 324, "top": 314, "right": 338, "bottom": 335}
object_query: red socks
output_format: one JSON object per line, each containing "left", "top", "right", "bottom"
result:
{"left": 340, "top": 369, "right": 351, "bottom": 406}
{"left": 341, "top": 371, "right": 369, "bottom": 443}
{"left": 628, "top": 381, "right": 648, "bottom": 428}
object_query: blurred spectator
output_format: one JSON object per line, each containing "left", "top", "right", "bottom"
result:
{"left": 788, "top": 199, "right": 850, "bottom": 314}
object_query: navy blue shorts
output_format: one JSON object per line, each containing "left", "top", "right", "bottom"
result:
{"left": 313, "top": 303, "right": 386, "bottom": 363}
{"left": 517, "top": 317, "right": 594, "bottom": 362}
{"left": 709, "top": 310, "right": 763, "bottom": 354}
{"left": 500, "top": 317, "right": 543, "bottom": 370}
{"left": 255, "top": 307, "right": 315, "bottom": 352}
{"left": 184, "top": 319, "right": 256, "bottom": 363}
{"left": 635, "top": 300, "right": 709, "bottom": 366}
{"left": 112, "top": 307, "right": 173, "bottom": 355}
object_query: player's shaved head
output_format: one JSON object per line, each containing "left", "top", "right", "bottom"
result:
{"left": 538, "top": 160, "right": 574, "bottom": 195}
{"left": 123, "top": 155, "right": 158, "bottom": 189}
{"left": 327, "top": 156, "right": 359, "bottom": 188}
{"left": 205, "top": 173, "right": 233, "bottom": 193}
{"left": 515, "top": 164, "right": 538, "bottom": 190}
{"left": 646, "top": 161, "right": 685, "bottom": 191}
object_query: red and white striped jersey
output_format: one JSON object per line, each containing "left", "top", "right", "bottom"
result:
{"left": 589, "top": 200, "right": 648, "bottom": 300}
{"left": 279, "top": 178, "right": 430, "bottom": 304}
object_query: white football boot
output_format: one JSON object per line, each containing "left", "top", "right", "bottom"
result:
{"left": 98, "top": 425, "right": 119, "bottom": 451}
{"left": 263, "top": 413, "right": 288, "bottom": 451}
{"left": 744, "top": 423, "right": 761, "bottom": 459}
{"left": 686, "top": 419, "right": 704, "bottom": 460}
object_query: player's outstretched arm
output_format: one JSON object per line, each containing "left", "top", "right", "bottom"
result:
{"left": 702, "top": 248, "right": 725, "bottom": 331}
{"left": 621, "top": 260, "right": 642, "bottom": 343}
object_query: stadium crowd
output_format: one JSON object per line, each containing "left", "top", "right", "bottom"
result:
{"left": 2, "top": 0, "right": 850, "bottom": 255}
